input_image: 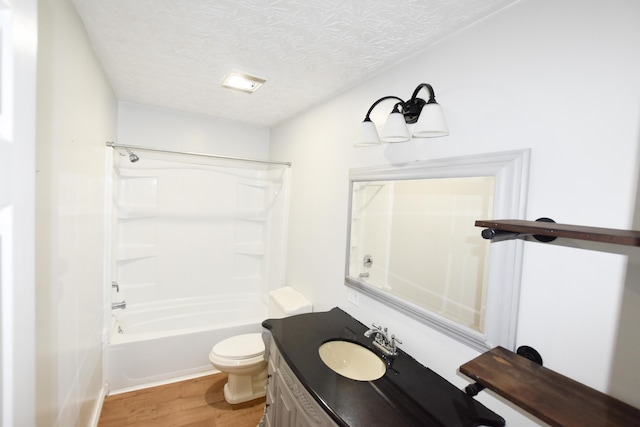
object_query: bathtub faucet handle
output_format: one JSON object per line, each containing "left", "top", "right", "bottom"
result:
{"left": 112, "top": 281, "right": 120, "bottom": 293}
{"left": 112, "top": 300, "right": 126, "bottom": 310}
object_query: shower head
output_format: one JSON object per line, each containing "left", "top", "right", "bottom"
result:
{"left": 125, "top": 148, "right": 139, "bottom": 163}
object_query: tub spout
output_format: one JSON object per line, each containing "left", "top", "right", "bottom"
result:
{"left": 112, "top": 300, "right": 126, "bottom": 310}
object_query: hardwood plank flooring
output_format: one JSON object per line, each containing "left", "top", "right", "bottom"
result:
{"left": 98, "top": 373, "right": 265, "bottom": 427}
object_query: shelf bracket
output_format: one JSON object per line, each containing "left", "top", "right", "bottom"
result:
{"left": 481, "top": 217, "right": 557, "bottom": 243}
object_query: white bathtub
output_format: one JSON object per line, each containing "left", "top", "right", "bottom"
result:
{"left": 106, "top": 294, "right": 268, "bottom": 392}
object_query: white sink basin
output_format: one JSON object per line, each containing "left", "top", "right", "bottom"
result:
{"left": 318, "top": 340, "right": 385, "bottom": 381}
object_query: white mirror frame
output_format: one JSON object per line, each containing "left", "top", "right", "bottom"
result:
{"left": 345, "top": 149, "right": 530, "bottom": 351}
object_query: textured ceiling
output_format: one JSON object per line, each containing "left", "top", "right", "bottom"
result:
{"left": 72, "top": 0, "right": 520, "bottom": 127}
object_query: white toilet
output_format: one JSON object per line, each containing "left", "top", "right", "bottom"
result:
{"left": 209, "top": 287, "right": 312, "bottom": 404}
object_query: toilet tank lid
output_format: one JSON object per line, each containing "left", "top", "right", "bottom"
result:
{"left": 270, "top": 287, "right": 312, "bottom": 314}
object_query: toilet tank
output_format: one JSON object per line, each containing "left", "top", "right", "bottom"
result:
{"left": 268, "top": 287, "right": 312, "bottom": 319}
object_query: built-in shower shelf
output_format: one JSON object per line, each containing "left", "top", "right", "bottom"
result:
{"left": 116, "top": 245, "right": 157, "bottom": 260}
{"left": 234, "top": 243, "right": 265, "bottom": 255}
{"left": 116, "top": 207, "right": 269, "bottom": 220}
{"left": 236, "top": 213, "right": 268, "bottom": 223}
{"left": 238, "top": 180, "right": 270, "bottom": 189}
{"left": 116, "top": 205, "right": 158, "bottom": 219}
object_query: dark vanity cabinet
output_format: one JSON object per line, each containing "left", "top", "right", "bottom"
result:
{"left": 262, "top": 308, "right": 505, "bottom": 427}
{"left": 265, "top": 337, "right": 338, "bottom": 427}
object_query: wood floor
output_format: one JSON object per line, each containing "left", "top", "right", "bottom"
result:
{"left": 98, "top": 373, "right": 265, "bottom": 427}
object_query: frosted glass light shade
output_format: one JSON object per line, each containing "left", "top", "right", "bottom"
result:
{"left": 356, "top": 119, "right": 381, "bottom": 146}
{"left": 380, "top": 111, "right": 411, "bottom": 143}
{"left": 412, "top": 103, "right": 449, "bottom": 138}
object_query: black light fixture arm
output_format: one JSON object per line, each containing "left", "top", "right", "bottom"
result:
{"left": 363, "top": 83, "right": 439, "bottom": 125}
{"left": 402, "top": 83, "right": 438, "bottom": 123}
{"left": 363, "top": 95, "right": 405, "bottom": 121}
{"left": 410, "top": 83, "right": 437, "bottom": 104}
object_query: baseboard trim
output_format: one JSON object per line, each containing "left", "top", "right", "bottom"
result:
{"left": 107, "top": 369, "right": 220, "bottom": 396}
{"left": 89, "top": 386, "right": 108, "bottom": 427}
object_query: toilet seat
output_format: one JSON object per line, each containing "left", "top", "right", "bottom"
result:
{"left": 210, "top": 333, "right": 264, "bottom": 360}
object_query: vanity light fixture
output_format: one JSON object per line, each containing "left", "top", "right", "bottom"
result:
{"left": 356, "top": 83, "right": 449, "bottom": 146}
{"left": 221, "top": 71, "right": 266, "bottom": 94}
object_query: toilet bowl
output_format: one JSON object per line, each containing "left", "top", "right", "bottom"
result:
{"left": 209, "top": 333, "right": 267, "bottom": 404}
{"left": 209, "top": 287, "right": 312, "bottom": 404}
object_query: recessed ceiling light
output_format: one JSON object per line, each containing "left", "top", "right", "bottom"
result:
{"left": 221, "top": 72, "right": 266, "bottom": 94}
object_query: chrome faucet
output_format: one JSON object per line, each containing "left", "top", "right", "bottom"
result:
{"left": 364, "top": 323, "right": 402, "bottom": 356}
{"left": 364, "top": 323, "right": 386, "bottom": 339}
{"left": 112, "top": 300, "right": 126, "bottom": 310}
{"left": 112, "top": 281, "right": 119, "bottom": 292}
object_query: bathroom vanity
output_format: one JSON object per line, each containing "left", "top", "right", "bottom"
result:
{"left": 265, "top": 336, "right": 339, "bottom": 427}
{"left": 262, "top": 308, "right": 504, "bottom": 427}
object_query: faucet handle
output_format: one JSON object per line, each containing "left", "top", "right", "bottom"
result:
{"left": 390, "top": 335, "right": 402, "bottom": 353}
{"left": 371, "top": 323, "right": 382, "bottom": 330}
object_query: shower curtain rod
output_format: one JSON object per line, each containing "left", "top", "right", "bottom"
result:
{"left": 106, "top": 141, "right": 292, "bottom": 167}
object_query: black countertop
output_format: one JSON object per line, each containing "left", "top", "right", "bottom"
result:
{"left": 262, "top": 307, "right": 505, "bottom": 427}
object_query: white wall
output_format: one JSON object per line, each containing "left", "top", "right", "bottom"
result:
{"left": 3, "top": 1, "right": 37, "bottom": 426}
{"left": 270, "top": 0, "right": 640, "bottom": 424}
{"left": 117, "top": 101, "right": 270, "bottom": 158}
{"left": 36, "top": 0, "right": 117, "bottom": 425}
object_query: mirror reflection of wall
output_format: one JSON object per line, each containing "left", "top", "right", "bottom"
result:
{"left": 350, "top": 177, "right": 494, "bottom": 332}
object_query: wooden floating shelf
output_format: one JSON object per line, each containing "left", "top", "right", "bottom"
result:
{"left": 475, "top": 219, "right": 640, "bottom": 247}
{"left": 460, "top": 347, "right": 640, "bottom": 427}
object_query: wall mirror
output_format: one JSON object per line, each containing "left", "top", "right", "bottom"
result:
{"left": 345, "top": 150, "right": 530, "bottom": 351}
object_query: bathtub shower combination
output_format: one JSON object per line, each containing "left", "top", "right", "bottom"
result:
{"left": 106, "top": 144, "right": 291, "bottom": 391}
